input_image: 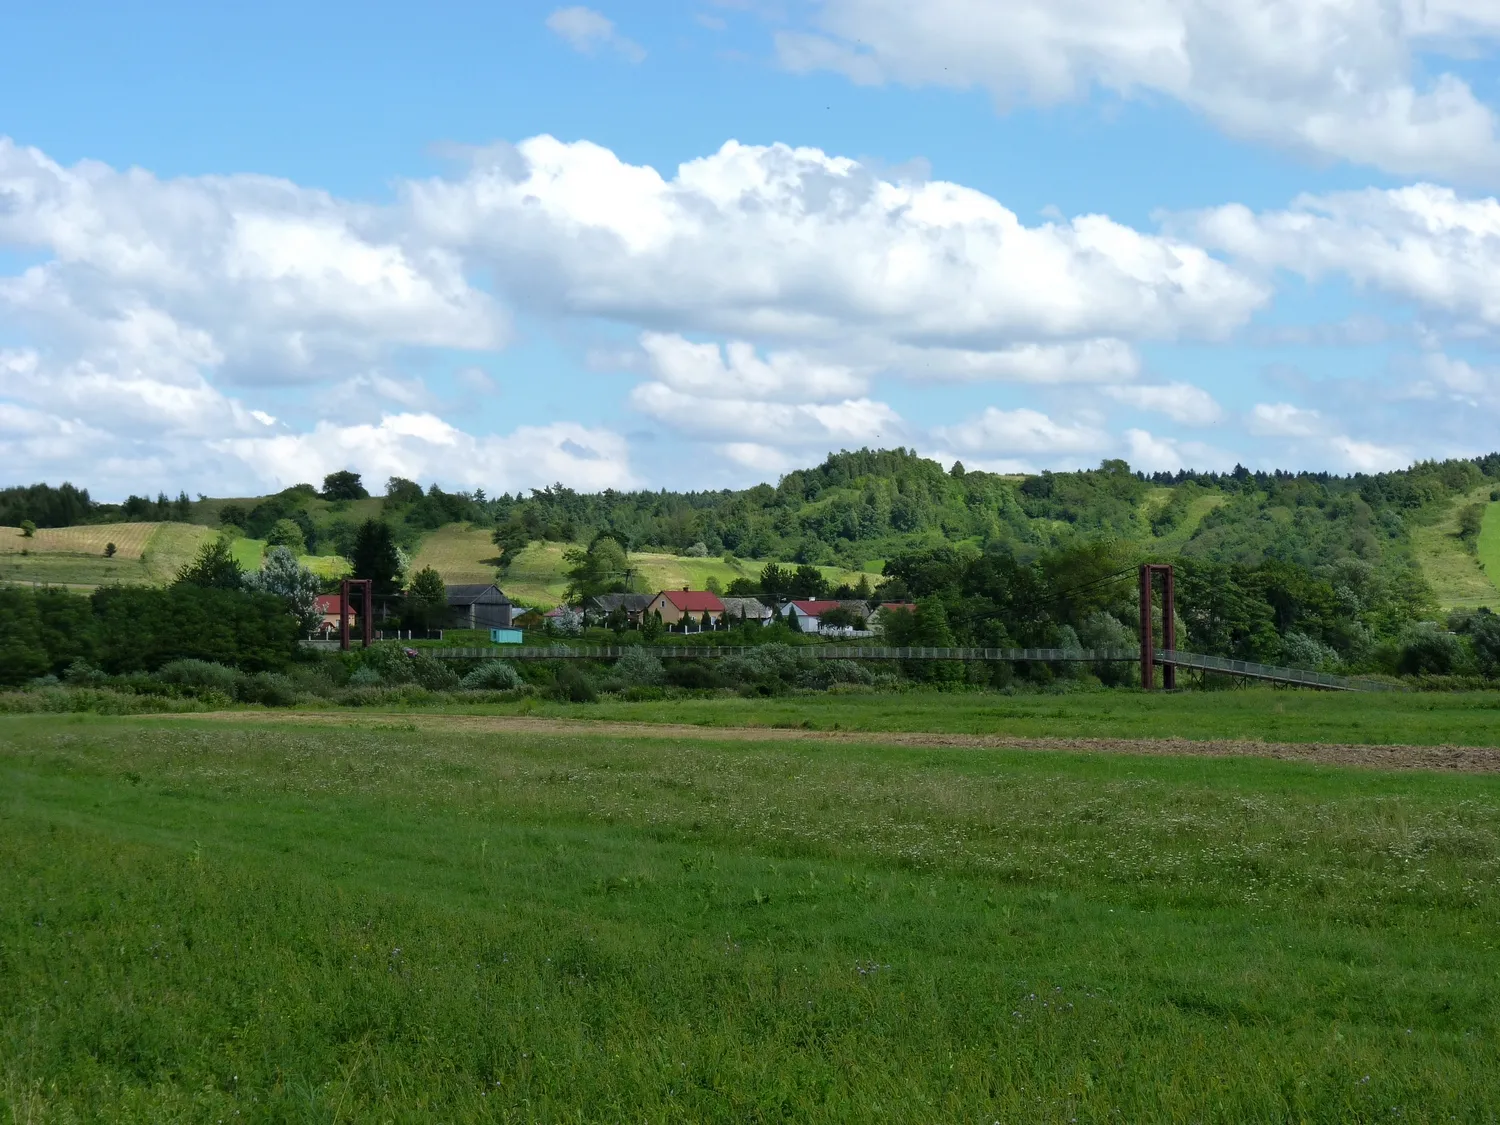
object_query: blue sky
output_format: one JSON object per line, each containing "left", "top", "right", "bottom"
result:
{"left": 3, "top": 0, "right": 1500, "bottom": 499}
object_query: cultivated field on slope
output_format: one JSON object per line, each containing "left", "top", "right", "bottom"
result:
{"left": 0, "top": 522, "right": 217, "bottom": 588}
{"left": 414, "top": 527, "right": 885, "bottom": 607}
{"left": 2, "top": 713, "right": 1496, "bottom": 1119}
{"left": 1409, "top": 485, "right": 1500, "bottom": 610}
{"left": 229, "top": 537, "right": 350, "bottom": 580}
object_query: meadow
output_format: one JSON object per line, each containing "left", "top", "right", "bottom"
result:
{"left": 0, "top": 523, "right": 216, "bottom": 588}
{"left": 3, "top": 709, "right": 1499, "bottom": 1121}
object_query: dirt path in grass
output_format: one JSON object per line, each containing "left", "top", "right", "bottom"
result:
{"left": 152, "top": 710, "right": 1500, "bottom": 774}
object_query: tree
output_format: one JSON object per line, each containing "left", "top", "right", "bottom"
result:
{"left": 1459, "top": 503, "right": 1485, "bottom": 547}
{"left": 725, "top": 577, "right": 759, "bottom": 596}
{"left": 243, "top": 546, "right": 322, "bottom": 634}
{"left": 759, "top": 563, "right": 791, "bottom": 599}
{"left": 175, "top": 535, "right": 243, "bottom": 590}
{"left": 348, "top": 520, "right": 403, "bottom": 596}
{"left": 19, "top": 520, "right": 35, "bottom": 538}
{"left": 405, "top": 565, "right": 449, "bottom": 630}
{"left": 564, "top": 534, "right": 631, "bottom": 601}
{"left": 218, "top": 503, "right": 248, "bottom": 531}
{"left": 321, "top": 470, "right": 369, "bottom": 502}
{"left": 492, "top": 515, "right": 532, "bottom": 572}
{"left": 264, "top": 518, "right": 306, "bottom": 556}
{"left": 104, "top": 542, "right": 116, "bottom": 558}
{"left": 791, "top": 564, "right": 828, "bottom": 599}
{"left": 385, "top": 476, "right": 424, "bottom": 505}
{"left": 700, "top": 610, "right": 713, "bottom": 632}
{"left": 854, "top": 573, "right": 873, "bottom": 602}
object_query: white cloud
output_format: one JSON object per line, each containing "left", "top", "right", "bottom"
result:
{"left": 720, "top": 442, "right": 793, "bottom": 473}
{"left": 408, "top": 136, "right": 1267, "bottom": 349}
{"left": 776, "top": 0, "right": 1500, "bottom": 182}
{"left": 933, "top": 406, "right": 1108, "bottom": 456}
{"left": 1248, "top": 401, "right": 1324, "bottom": 438}
{"left": 546, "top": 7, "right": 646, "bottom": 62}
{"left": 1124, "top": 428, "right": 1235, "bottom": 472}
{"left": 218, "top": 415, "right": 637, "bottom": 494}
{"left": 630, "top": 381, "right": 903, "bottom": 445}
{"left": 0, "top": 137, "right": 508, "bottom": 386}
{"left": 1187, "top": 185, "right": 1500, "bottom": 329}
{"left": 866, "top": 338, "right": 1141, "bottom": 383}
{"left": 640, "top": 332, "right": 868, "bottom": 401}
{"left": 1103, "top": 382, "right": 1224, "bottom": 425}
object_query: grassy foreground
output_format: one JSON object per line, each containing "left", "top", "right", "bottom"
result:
{"left": 3, "top": 714, "right": 1500, "bottom": 1121}
{"left": 389, "top": 686, "right": 1500, "bottom": 748}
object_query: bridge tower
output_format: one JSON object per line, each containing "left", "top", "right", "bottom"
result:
{"left": 1138, "top": 564, "right": 1176, "bottom": 690}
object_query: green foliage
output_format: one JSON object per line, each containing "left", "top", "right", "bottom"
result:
{"left": 348, "top": 520, "right": 403, "bottom": 595}
{"left": 1459, "top": 502, "right": 1486, "bottom": 548}
{"left": 242, "top": 546, "right": 322, "bottom": 634}
{"left": 320, "top": 470, "right": 369, "bottom": 501}
{"left": 563, "top": 534, "right": 632, "bottom": 601}
{"left": 174, "top": 535, "right": 243, "bottom": 590}
{"left": 90, "top": 586, "right": 300, "bottom": 674}
{"left": 459, "top": 661, "right": 523, "bottom": 690}
{"left": 549, "top": 664, "right": 598, "bottom": 703}
{"left": 0, "top": 482, "right": 97, "bottom": 528}
{"left": 263, "top": 518, "right": 306, "bottom": 555}
{"left": 103, "top": 542, "right": 116, "bottom": 558}
{"left": 19, "top": 519, "right": 36, "bottom": 537}
{"left": 352, "top": 642, "right": 459, "bottom": 691}
{"left": 385, "top": 476, "right": 425, "bottom": 505}
{"left": 404, "top": 564, "right": 449, "bottom": 630}
{"left": 1396, "top": 622, "right": 1466, "bottom": 676}
{"left": 611, "top": 647, "right": 665, "bottom": 687}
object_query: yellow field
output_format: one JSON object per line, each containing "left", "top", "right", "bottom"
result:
{"left": 1410, "top": 485, "right": 1500, "bottom": 610}
{"left": 409, "top": 529, "right": 884, "bottom": 608}
{"left": 409, "top": 524, "right": 502, "bottom": 584}
{"left": 0, "top": 522, "right": 161, "bottom": 559}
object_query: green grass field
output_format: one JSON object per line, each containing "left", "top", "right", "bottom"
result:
{"left": 3, "top": 709, "right": 1499, "bottom": 1120}
{"left": 397, "top": 685, "right": 1500, "bottom": 747}
{"left": 0, "top": 522, "right": 218, "bottom": 588}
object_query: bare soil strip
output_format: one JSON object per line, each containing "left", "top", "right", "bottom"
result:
{"left": 146, "top": 710, "right": 1500, "bottom": 774}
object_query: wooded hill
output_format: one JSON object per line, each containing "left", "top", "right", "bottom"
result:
{"left": 5, "top": 448, "right": 1500, "bottom": 611}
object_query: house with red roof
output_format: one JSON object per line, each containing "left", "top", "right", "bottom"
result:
{"left": 786, "top": 599, "right": 878, "bottom": 635}
{"left": 312, "top": 593, "right": 358, "bottom": 638}
{"left": 645, "top": 588, "right": 725, "bottom": 630}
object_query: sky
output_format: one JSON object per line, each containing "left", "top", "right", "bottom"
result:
{"left": 4, "top": 1, "right": 1500, "bottom": 500}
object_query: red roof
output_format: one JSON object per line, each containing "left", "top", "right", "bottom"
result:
{"left": 314, "top": 594, "right": 354, "bottom": 615}
{"left": 661, "top": 589, "right": 725, "bottom": 613}
{"left": 789, "top": 600, "right": 843, "bottom": 616}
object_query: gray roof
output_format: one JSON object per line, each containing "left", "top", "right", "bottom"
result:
{"left": 591, "top": 593, "right": 654, "bottom": 613}
{"left": 720, "top": 596, "right": 771, "bottom": 617}
{"left": 445, "top": 584, "right": 511, "bottom": 606}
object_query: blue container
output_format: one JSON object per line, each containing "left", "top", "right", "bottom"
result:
{"left": 490, "top": 628, "right": 524, "bottom": 645}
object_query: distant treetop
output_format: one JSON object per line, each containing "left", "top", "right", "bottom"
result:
{"left": 321, "top": 471, "right": 369, "bottom": 502}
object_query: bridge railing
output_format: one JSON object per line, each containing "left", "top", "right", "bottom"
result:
{"left": 1154, "top": 650, "right": 1403, "bottom": 692}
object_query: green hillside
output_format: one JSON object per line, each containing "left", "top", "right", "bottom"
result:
{"left": 7, "top": 452, "right": 1500, "bottom": 613}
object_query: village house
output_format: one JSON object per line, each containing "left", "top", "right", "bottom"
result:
{"left": 588, "top": 592, "right": 654, "bottom": 626}
{"left": 785, "top": 599, "right": 876, "bottom": 635}
{"left": 312, "top": 593, "right": 357, "bottom": 638}
{"left": 445, "top": 584, "right": 513, "bottom": 629}
{"left": 719, "top": 595, "right": 773, "bottom": 626}
{"left": 645, "top": 588, "right": 725, "bottom": 630}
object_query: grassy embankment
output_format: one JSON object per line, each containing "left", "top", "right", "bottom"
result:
{"left": 2, "top": 712, "right": 1497, "bottom": 1119}
{"left": 412, "top": 525, "right": 884, "bottom": 607}
{"left": 1409, "top": 484, "right": 1500, "bottom": 611}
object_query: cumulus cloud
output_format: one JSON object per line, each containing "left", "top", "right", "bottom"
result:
{"left": 639, "top": 332, "right": 868, "bottom": 401}
{"left": 407, "top": 135, "right": 1267, "bottom": 348}
{"left": 629, "top": 382, "right": 903, "bottom": 446}
{"left": 217, "top": 415, "right": 636, "bottom": 494}
{"left": 546, "top": 7, "right": 646, "bottom": 62}
{"left": 1245, "top": 401, "right": 1409, "bottom": 470}
{"left": 1247, "top": 401, "right": 1325, "bottom": 438}
{"left": 1186, "top": 185, "right": 1500, "bottom": 331}
{"left": 775, "top": 0, "right": 1500, "bottom": 182}
{"left": 933, "top": 406, "right": 1108, "bottom": 457}
{"left": 1102, "top": 382, "right": 1224, "bottom": 425}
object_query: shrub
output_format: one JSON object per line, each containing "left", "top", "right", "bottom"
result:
{"left": 62, "top": 659, "right": 107, "bottom": 686}
{"left": 1396, "top": 623, "right": 1465, "bottom": 676}
{"left": 356, "top": 643, "right": 460, "bottom": 690}
{"left": 157, "top": 659, "right": 243, "bottom": 694}
{"left": 549, "top": 665, "right": 598, "bottom": 703}
{"left": 1280, "top": 631, "right": 1342, "bottom": 673}
{"left": 665, "top": 661, "right": 720, "bottom": 690}
{"left": 239, "top": 672, "right": 297, "bottom": 707}
{"left": 612, "top": 647, "right": 664, "bottom": 687}
{"left": 348, "top": 666, "right": 384, "bottom": 687}
{"left": 461, "top": 661, "right": 523, "bottom": 690}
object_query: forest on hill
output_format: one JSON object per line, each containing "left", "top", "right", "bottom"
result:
{"left": 8, "top": 449, "right": 1500, "bottom": 678}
